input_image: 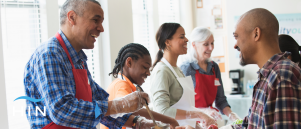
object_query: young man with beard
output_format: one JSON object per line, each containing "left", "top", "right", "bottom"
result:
{"left": 233, "top": 8, "right": 301, "bottom": 129}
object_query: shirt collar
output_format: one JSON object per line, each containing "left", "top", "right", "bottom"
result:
{"left": 191, "top": 61, "right": 214, "bottom": 71}
{"left": 58, "top": 30, "right": 87, "bottom": 64}
{"left": 259, "top": 52, "right": 290, "bottom": 77}
{"left": 118, "top": 74, "right": 137, "bottom": 92}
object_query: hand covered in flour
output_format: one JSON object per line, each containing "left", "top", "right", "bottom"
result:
{"left": 186, "top": 110, "right": 217, "bottom": 128}
{"left": 197, "top": 107, "right": 222, "bottom": 121}
{"left": 134, "top": 116, "right": 169, "bottom": 129}
{"left": 110, "top": 91, "right": 150, "bottom": 114}
{"left": 228, "top": 112, "right": 241, "bottom": 122}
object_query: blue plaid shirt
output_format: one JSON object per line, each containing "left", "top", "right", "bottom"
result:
{"left": 24, "top": 30, "right": 131, "bottom": 129}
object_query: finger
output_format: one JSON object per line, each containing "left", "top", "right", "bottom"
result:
{"left": 140, "top": 92, "right": 150, "bottom": 103}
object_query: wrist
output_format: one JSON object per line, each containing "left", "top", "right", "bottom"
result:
{"left": 186, "top": 111, "right": 199, "bottom": 119}
{"left": 132, "top": 115, "right": 140, "bottom": 128}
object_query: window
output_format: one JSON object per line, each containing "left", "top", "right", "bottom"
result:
{"left": 1, "top": 0, "right": 47, "bottom": 128}
{"left": 158, "top": 0, "right": 180, "bottom": 24}
{"left": 131, "top": 0, "right": 152, "bottom": 50}
{"left": 132, "top": 0, "right": 181, "bottom": 95}
{"left": 58, "top": 0, "right": 101, "bottom": 85}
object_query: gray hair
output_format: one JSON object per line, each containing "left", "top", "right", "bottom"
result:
{"left": 60, "top": 0, "right": 101, "bottom": 25}
{"left": 186, "top": 27, "right": 213, "bottom": 63}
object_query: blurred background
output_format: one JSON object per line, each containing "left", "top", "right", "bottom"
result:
{"left": 0, "top": 0, "right": 300, "bottom": 128}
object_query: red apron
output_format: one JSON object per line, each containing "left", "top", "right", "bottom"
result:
{"left": 194, "top": 63, "right": 219, "bottom": 108}
{"left": 42, "top": 33, "right": 93, "bottom": 129}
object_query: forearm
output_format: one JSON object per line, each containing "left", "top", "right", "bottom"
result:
{"left": 122, "top": 115, "right": 135, "bottom": 127}
{"left": 105, "top": 101, "right": 114, "bottom": 116}
{"left": 222, "top": 106, "right": 232, "bottom": 116}
{"left": 133, "top": 109, "right": 177, "bottom": 124}
{"left": 175, "top": 109, "right": 187, "bottom": 120}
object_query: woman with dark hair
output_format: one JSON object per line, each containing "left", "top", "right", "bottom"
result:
{"left": 278, "top": 34, "right": 301, "bottom": 68}
{"left": 149, "top": 23, "right": 219, "bottom": 128}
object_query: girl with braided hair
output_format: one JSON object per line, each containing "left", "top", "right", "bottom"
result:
{"left": 100, "top": 43, "right": 179, "bottom": 129}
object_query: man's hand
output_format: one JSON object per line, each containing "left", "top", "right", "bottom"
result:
{"left": 110, "top": 91, "right": 149, "bottom": 114}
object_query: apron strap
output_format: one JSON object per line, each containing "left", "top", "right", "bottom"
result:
{"left": 55, "top": 33, "right": 75, "bottom": 69}
{"left": 161, "top": 58, "right": 179, "bottom": 78}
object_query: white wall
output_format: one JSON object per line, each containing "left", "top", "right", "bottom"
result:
{"left": 223, "top": 0, "right": 301, "bottom": 92}
{"left": 194, "top": 0, "right": 231, "bottom": 93}
{"left": 46, "top": 0, "right": 59, "bottom": 38}
{"left": 98, "top": 0, "right": 134, "bottom": 89}
{"left": 0, "top": 2, "right": 9, "bottom": 128}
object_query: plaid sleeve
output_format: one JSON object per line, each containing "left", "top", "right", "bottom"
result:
{"left": 35, "top": 51, "right": 109, "bottom": 128}
{"left": 91, "top": 80, "right": 132, "bottom": 128}
{"left": 100, "top": 113, "right": 132, "bottom": 129}
{"left": 264, "top": 79, "right": 301, "bottom": 129}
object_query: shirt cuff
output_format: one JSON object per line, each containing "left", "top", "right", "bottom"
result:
{"left": 96, "top": 100, "right": 109, "bottom": 118}
{"left": 216, "top": 102, "right": 230, "bottom": 115}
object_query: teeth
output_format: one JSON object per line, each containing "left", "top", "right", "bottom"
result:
{"left": 91, "top": 34, "right": 98, "bottom": 38}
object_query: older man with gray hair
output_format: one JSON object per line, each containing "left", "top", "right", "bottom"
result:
{"left": 23, "top": 0, "right": 154, "bottom": 129}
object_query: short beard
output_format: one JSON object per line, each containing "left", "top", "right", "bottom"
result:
{"left": 239, "top": 56, "right": 247, "bottom": 66}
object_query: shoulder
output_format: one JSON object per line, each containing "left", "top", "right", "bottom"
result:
{"left": 108, "top": 78, "right": 131, "bottom": 89}
{"left": 179, "top": 61, "right": 194, "bottom": 76}
{"left": 25, "top": 37, "right": 66, "bottom": 69}
{"left": 33, "top": 36, "right": 65, "bottom": 61}
{"left": 211, "top": 61, "right": 221, "bottom": 72}
{"left": 107, "top": 78, "right": 132, "bottom": 92}
{"left": 152, "top": 62, "right": 173, "bottom": 74}
{"left": 270, "top": 59, "right": 301, "bottom": 86}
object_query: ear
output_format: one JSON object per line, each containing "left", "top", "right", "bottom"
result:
{"left": 192, "top": 42, "right": 198, "bottom": 50}
{"left": 165, "top": 39, "right": 171, "bottom": 47}
{"left": 253, "top": 27, "right": 261, "bottom": 42}
{"left": 67, "top": 10, "right": 77, "bottom": 25}
{"left": 192, "top": 42, "right": 196, "bottom": 47}
{"left": 125, "top": 57, "right": 133, "bottom": 68}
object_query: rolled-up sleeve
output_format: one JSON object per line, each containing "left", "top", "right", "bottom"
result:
{"left": 34, "top": 51, "right": 129, "bottom": 128}
{"left": 150, "top": 69, "right": 177, "bottom": 118}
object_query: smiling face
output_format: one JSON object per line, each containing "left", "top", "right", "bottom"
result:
{"left": 72, "top": 1, "right": 104, "bottom": 51}
{"left": 233, "top": 20, "right": 256, "bottom": 66}
{"left": 166, "top": 26, "right": 189, "bottom": 55}
{"left": 128, "top": 55, "right": 152, "bottom": 85}
{"left": 194, "top": 35, "right": 214, "bottom": 61}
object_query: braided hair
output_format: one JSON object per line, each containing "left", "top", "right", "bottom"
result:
{"left": 109, "top": 43, "right": 150, "bottom": 78}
